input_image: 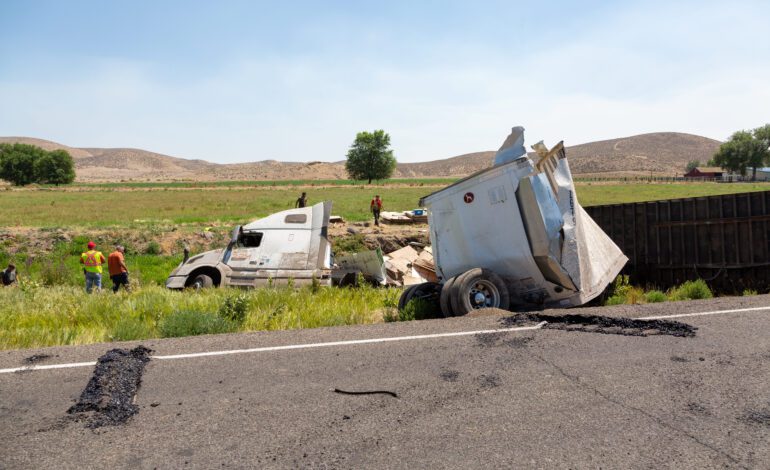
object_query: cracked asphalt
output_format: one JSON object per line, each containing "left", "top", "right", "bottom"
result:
{"left": 1, "top": 295, "right": 769, "bottom": 469}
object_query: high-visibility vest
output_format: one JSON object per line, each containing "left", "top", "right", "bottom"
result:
{"left": 81, "top": 250, "right": 105, "bottom": 273}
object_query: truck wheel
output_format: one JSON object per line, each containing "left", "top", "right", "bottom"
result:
{"left": 190, "top": 274, "right": 214, "bottom": 290}
{"left": 451, "top": 268, "right": 510, "bottom": 316}
{"left": 439, "top": 276, "right": 458, "bottom": 317}
{"left": 398, "top": 284, "right": 419, "bottom": 311}
{"left": 399, "top": 283, "right": 441, "bottom": 312}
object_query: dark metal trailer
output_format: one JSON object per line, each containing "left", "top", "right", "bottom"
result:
{"left": 585, "top": 189, "right": 770, "bottom": 293}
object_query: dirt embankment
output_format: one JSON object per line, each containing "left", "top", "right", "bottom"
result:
{"left": 0, "top": 222, "right": 430, "bottom": 260}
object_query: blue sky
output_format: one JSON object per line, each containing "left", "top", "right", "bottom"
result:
{"left": 1, "top": 1, "right": 769, "bottom": 163}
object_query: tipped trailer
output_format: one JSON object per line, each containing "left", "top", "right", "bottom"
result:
{"left": 401, "top": 127, "right": 628, "bottom": 316}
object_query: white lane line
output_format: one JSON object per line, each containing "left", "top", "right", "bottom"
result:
{"left": 0, "top": 323, "right": 547, "bottom": 374}
{"left": 4, "top": 304, "right": 769, "bottom": 375}
{"left": 640, "top": 305, "right": 770, "bottom": 321}
{"left": 0, "top": 361, "right": 96, "bottom": 374}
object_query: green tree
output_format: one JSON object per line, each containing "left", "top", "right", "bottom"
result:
{"left": 0, "top": 143, "right": 45, "bottom": 186}
{"left": 35, "top": 149, "right": 76, "bottom": 185}
{"left": 685, "top": 160, "right": 700, "bottom": 172}
{"left": 344, "top": 130, "right": 397, "bottom": 183}
{"left": 712, "top": 128, "right": 770, "bottom": 180}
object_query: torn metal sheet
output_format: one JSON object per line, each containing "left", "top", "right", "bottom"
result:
{"left": 334, "top": 249, "right": 387, "bottom": 285}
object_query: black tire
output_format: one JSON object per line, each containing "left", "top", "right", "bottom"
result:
{"left": 439, "top": 276, "right": 458, "bottom": 317}
{"left": 451, "top": 268, "right": 510, "bottom": 316}
{"left": 399, "top": 282, "right": 441, "bottom": 312}
{"left": 190, "top": 274, "right": 214, "bottom": 290}
{"left": 398, "top": 284, "right": 419, "bottom": 311}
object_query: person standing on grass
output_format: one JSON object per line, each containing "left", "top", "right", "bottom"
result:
{"left": 80, "top": 241, "right": 106, "bottom": 293}
{"left": 295, "top": 192, "right": 308, "bottom": 208}
{"left": 2, "top": 263, "right": 17, "bottom": 286}
{"left": 370, "top": 194, "right": 383, "bottom": 226}
{"left": 108, "top": 245, "right": 130, "bottom": 293}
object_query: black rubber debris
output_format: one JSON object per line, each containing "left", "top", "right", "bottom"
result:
{"left": 501, "top": 313, "right": 696, "bottom": 337}
{"left": 67, "top": 346, "right": 152, "bottom": 428}
{"left": 24, "top": 354, "right": 53, "bottom": 364}
{"left": 333, "top": 388, "right": 398, "bottom": 398}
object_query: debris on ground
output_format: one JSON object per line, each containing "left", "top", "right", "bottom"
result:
{"left": 501, "top": 313, "right": 697, "bottom": 337}
{"left": 382, "top": 245, "right": 436, "bottom": 286}
{"left": 67, "top": 346, "right": 152, "bottom": 428}
{"left": 23, "top": 354, "right": 53, "bottom": 364}
{"left": 333, "top": 388, "right": 399, "bottom": 398}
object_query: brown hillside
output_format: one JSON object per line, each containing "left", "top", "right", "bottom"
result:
{"left": 0, "top": 132, "right": 721, "bottom": 182}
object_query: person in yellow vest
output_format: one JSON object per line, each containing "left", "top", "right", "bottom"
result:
{"left": 80, "top": 241, "right": 106, "bottom": 293}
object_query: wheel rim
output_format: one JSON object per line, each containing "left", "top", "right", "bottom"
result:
{"left": 467, "top": 280, "right": 500, "bottom": 309}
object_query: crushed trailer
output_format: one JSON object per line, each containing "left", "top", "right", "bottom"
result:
{"left": 401, "top": 127, "right": 628, "bottom": 316}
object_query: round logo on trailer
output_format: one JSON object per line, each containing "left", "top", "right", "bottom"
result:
{"left": 463, "top": 192, "right": 474, "bottom": 203}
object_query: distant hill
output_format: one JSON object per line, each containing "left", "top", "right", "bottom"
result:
{"left": 0, "top": 132, "right": 721, "bottom": 182}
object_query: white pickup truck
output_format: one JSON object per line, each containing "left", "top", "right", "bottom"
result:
{"left": 402, "top": 128, "right": 627, "bottom": 316}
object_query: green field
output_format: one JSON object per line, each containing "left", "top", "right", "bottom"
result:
{"left": 2, "top": 181, "right": 769, "bottom": 228}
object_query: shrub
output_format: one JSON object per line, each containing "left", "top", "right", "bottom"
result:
{"left": 668, "top": 279, "right": 713, "bottom": 301}
{"left": 333, "top": 233, "right": 368, "bottom": 255}
{"left": 159, "top": 310, "right": 237, "bottom": 338}
{"left": 39, "top": 259, "right": 73, "bottom": 286}
{"left": 644, "top": 290, "right": 667, "bottom": 303}
{"left": 218, "top": 293, "right": 249, "bottom": 325}
{"left": 742, "top": 289, "right": 758, "bottom": 296}
{"left": 145, "top": 241, "right": 162, "bottom": 255}
{"left": 388, "top": 298, "right": 441, "bottom": 322}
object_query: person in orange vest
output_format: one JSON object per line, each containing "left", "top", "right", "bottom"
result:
{"left": 108, "top": 245, "right": 130, "bottom": 293}
{"left": 80, "top": 241, "right": 106, "bottom": 293}
{"left": 370, "top": 195, "right": 382, "bottom": 226}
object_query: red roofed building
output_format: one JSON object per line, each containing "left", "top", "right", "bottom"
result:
{"left": 684, "top": 167, "right": 724, "bottom": 179}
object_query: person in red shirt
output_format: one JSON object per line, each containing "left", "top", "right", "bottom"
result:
{"left": 108, "top": 245, "right": 130, "bottom": 293}
{"left": 370, "top": 195, "right": 382, "bottom": 226}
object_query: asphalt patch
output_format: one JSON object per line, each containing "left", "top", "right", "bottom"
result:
{"left": 439, "top": 370, "right": 460, "bottom": 382}
{"left": 742, "top": 409, "right": 770, "bottom": 427}
{"left": 501, "top": 313, "right": 696, "bottom": 337}
{"left": 67, "top": 346, "right": 152, "bottom": 428}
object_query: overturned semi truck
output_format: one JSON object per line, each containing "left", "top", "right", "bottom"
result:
{"left": 166, "top": 202, "right": 334, "bottom": 289}
{"left": 400, "top": 127, "right": 628, "bottom": 316}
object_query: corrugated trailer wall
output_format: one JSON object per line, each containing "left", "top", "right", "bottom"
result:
{"left": 584, "top": 190, "right": 770, "bottom": 293}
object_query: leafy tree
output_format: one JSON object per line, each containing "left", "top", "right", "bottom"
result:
{"left": 712, "top": 127, "right": 770, "bottom": 180}
{"left": 35, "top": 149, "right": 75, "bottom": 185}
{"left": 345, "top": 130, "right": 397, "bottom": 183}
{"left": 0, "top": 143, "right": 44, "bottom": 186}
{"left": 0, "top": 143, "right": 76, "bottom": 186}
{"left": 685, "top": 160, "right": 700, "bottom": 172}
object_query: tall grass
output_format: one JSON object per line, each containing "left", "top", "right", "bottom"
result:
{"left": 0, "top": 284, "right": 397, "bottom": 350}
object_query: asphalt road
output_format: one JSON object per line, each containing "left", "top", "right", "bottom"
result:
{"left": 1, "top": 296, "right": 769, "bottom": 469}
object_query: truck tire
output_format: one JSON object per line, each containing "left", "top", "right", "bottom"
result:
{"left": 439, "top": 276, "right": 458, "bottom": 317}
{"left": 398, "top": 284, "right": 419, "bottom": 311}
{"left": 190, "top": 274, "right": 214, "bottom": 290}
{"left": 399, "top": 282, "right": 441, "bottom": 312}
{"left": 451, "top": 268, "right": 510, "bottom": 316}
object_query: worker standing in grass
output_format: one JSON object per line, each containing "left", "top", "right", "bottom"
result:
{"left": 370, "top": 194, "right": 382, "bottom": 226}
{"left": 80, "top": 241, "right": 106, "bottom": 293}
{"left": 2, "top": 263, "right": 17, "bottom": 287}
{"left": 108, "top": 245, "right": 130, "bottom": 293}
{"left": 295, "top": 192, "right": 308, "bottom": 208}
